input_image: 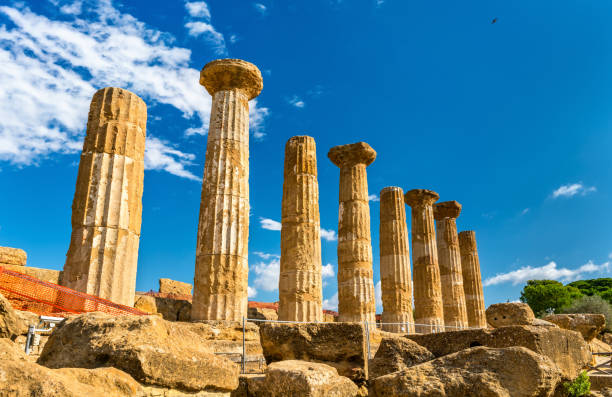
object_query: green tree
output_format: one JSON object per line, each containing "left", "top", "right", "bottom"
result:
{"left": 567, "top": 278, "right": 612, "bottom": 304}
{"left": 561, "top": 295, "right": 612, "bottom": 332}
{"left": 520, "top": 280, "right": 582, "bottom": 317}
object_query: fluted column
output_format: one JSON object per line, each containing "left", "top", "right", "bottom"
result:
{"left": 192, "top": 59, "right": 263, "bottom": 321}
{"left": 278, "top": 136, "right": 323, "bottom": 322}
{"left": 458, "top": 231, "right": 487, "bottom": 328}
{"left": 62, "top": 87, "right": 146, "bottom": 306}
{"left": 404, "top": 189, "right": 444, "bottom": 333}
{"left": 328, "top": 142, "right": 376, "bottom": 323}
{"left": 434, "top": 201, "right": 468, "bottom": 330}
{"left": 379, "top": 187, "right": 414, "bottom": 333}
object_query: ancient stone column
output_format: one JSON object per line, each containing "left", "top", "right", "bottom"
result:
{"left": 379, "top": 187, "right": 414, "bottom": 333}
{"left": 62, "top": 87, "right": 146, "bottom": 307}
{"left": 404, "top": 189, "right": 444, "bottom": 333}
{"left": 278, "top": 136, "right": 323, "bottom": 322}
{"left": 192, "top": 59, "right": 263, "bottom": 321}
{"left": 459, "top": 231, "right": 487, "bottom": 328}
{"left": 328, "top": 142, "right": 376, "bottom": 323}
{"left": 434, "top": 201, "right": 469, "bottom": 330}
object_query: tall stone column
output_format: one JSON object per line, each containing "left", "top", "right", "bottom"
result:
{"left": 192, "top": 59, "right": 263, "bottom": 321}
{"left": 458, "top": 231, "right": 487, "bottom": 328}
{"left": 434, "top": 201, "right": 469, "bottom": 330}
{"left": 404, "top": 189, "right": 444, "bottom": 333}
{"left": 328, "top": 142, "right": 376, "bottom": 323}
{"left": 62, "top": 87, "right": 146, "bottom": 307}
{"left": 379, "top": 187, "right": 414, "bottom": 333}
{"left": 278, "top": 136, "right": 323, "bottom": 322}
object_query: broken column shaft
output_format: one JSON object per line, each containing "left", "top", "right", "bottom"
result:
{"left": 379, "top": 187, "right": 415, "bottom": 333}
{"left": 62, "top": 87, "right": 146, "bottom": 306}
{"left": 458, "top": 231, "right": 487, "bottom": 328}
{"left": 328, "top": 142, "right": 377, "bottom": 323}
{"left": 192, "top": 59, "right": 263, "bottom": 321}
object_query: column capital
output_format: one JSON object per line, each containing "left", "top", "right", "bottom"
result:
{"left": 404, "top": 189, "right": 439, "bottom": 207}
{"left": 380, "top": 186, "right": 403, "bottom": 197}
{"left": 200, "top": 59, "right": 263, "bottom": 100}
{"left": 433, "top": 200, "right": 462, "bottom": 220}
{"left": 328, "top": 142, "right": 376, "bottom": 167}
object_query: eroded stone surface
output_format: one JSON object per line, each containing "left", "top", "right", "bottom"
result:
{"left": 369, "top": 336, "right": 434, "bottom": 379}
{"left": 193, "top": 59, "right": 263, "bottom": 321}
{"left": 486, "top": 302, "right": 536, "bottom": 328}
{"left": 434, "top": 201, "right": 469, "bottom": 330}
{"left": 0, "top": 292, "right": 23, "bottom": 340}
{"left": 379, "top": 187, "right": 414, "bottom": 333}
{"left": 404, "top": 189, "right": 444, "bottom": 333}
{"left": 159, "top": 278, "right": 192, "bottom": 295}
{"left": 328, "top": 142, "right": 376, "bottom": 323}
{"left": 62, "top": 87, "right": 146, "bottom": 306}
{"left": 458, "top": 230, "right": 487, "bottom": 328}
{"left": 0, "top": 246, "right": 27, "bottom": 266}
{"left": 544, "top": 313, "right": 606, "bottom": 341}
{"left": 279, "top": 136, "right": 323, "bottom": 322}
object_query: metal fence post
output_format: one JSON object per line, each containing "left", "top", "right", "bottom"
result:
{"left": 364, "top": 320, "right": 371, "bottom": 360}
{"left": 242, "top": 316, "right": 246, "bottom": 374}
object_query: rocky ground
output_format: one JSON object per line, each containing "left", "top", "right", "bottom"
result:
{"left": 1, "top": 293, "right": 611, "bottom": 396}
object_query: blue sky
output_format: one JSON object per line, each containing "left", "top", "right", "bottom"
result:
{"left": 0, "top": 0, "right": 610, "bottom": 311}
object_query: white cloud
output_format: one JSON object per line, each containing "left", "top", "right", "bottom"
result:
{"left": 59, "top": 1, "right": 82, "bottom": 15}
{"left": 252, "top": 258, "right": 280, "bottom": 291}
{"left": 368, "top": 194, "right": 379, "bottom": 202}
{"left": 253, "top": 3, "right": 267, "bottom": 15}
{"left": 185, "top": 1, "right": 211, "bottom": 19}
{"left": 320, "top": 228, "right": 337, "bottom": 242}
{"left": 322, "top": 293, "right": 338, "bottom": 311}
{"left": 288, "top": 95, "right": 305, "bottom": 108}
{"left": 483, "top": 260, "right": 610, "bottom": 287}
{"left": 521, "top": 208, "right": 529, "bottom": 215}
{"left": 229, "top": 34, "right": 239, "bottom": 44}
{"left": 552, "top": 182, "right": 596, "bottom": 199}
{"left": 0, "top": 1, "right": 268, "bottom": 175}
{"left": 144, "top": 136, "right": 200, "bottom": 181}
{"left": 322, "top": 263, "right": 335, "bottom": 278}
{"left": 184, "top": 21, "right": 225, "bottom": 53}
{"left": 260, "top": 217, "right": 281, "bottom": 231}
{"left": 248, "top": 286, "right": 257, "bottom": 298}
{"left": 253, "top": 252, "right": 279, "bottom": 260}
{"left": 375, "top": 280, "right": 382, "bottom": 312}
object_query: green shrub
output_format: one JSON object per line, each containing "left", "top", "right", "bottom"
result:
{"left": 563, "top": 371, "right": 590, "bottom": 397}
{"left": 561, "top": 294, "right": 612, "bottom": 332}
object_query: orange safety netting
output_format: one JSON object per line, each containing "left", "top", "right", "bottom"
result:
{"left": 0, "top": 266, "right": 147, "bottom": 317}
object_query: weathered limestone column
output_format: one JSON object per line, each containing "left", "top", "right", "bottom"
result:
{"left": 328, "top": 142, "right": 377, "bottom": 323}
{"left": 458, "top": 231, "right": 487, "bottom": 328}
{"left": 404, "top": 189, "right": 444, "bottom": 333}
{"left": 62, "top": 87, "right": 146, "bottom": 306}
{"left": 379, "top": 187, "right": 414, "bottom": 333}
{"left": 192, "top": 59, "right": 263, "bottom": 321}
{"left": 278, "top": 136, "right": 323, "bottom": 322}
{"left": 434, "top": 201, "right": 469, "bottom": 330}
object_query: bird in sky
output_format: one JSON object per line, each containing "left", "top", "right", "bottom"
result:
{"left": 491, "top": 17, "right": 498, "bottom": 24}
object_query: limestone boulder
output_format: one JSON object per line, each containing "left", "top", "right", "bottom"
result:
{"left": 134, "top": 292, "right": 191, "bottom": 321}
{"left": 259, "top": 322, "right": 367, "bottom": 379}
{"left": 486, "top": 302, "right": 535, "bottom": 327}
{"left": 0, "top": 292, "right": 23, "bottom": 339}
{"left": 0, "top": 246, "right": 27, "bottom": 266}
{"left": 369, "top": 336, "right": 434, "bottom": 379}
{"left": 369, "top": 346, "right": 562, "bottom": 397}
{"left": 248, "top": 306, "right": 278, "bottom": 321}
{"left": 159, "top": 278, "right": 192, "bottom": 295}
{"left": 38, "top": 312, "right": 240, "bottom": 392}
{"left": 544, "top": 313, "right": 606, "bottom": 341}
{"left": 407, "top": 325, "right": 591, "bottom": 379}
{"left": 601, "top": 333, "right": 612, "bottom": 345}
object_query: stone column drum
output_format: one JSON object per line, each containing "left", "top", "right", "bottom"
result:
{"left": 458, "top": 231, "right": 487, "bottom": 328}
{"left": 434, "top": 201, "right": 469, "bottom": 330}
{"left": 62, "top": 87, "right": 146, "bottom": 306}
{"left": 192, "top": 59, "right": 263, "bottom": 321}
{"left": 379, "top": 187, "right": 415, "bottom": 333}
{"left": 404, "top": 189, "right": 444, "bottom": 333}
{"left": 278, "top": 136, "right": 323, "bottom": 322}
{"left": 328, "top": 142, "right": 377, "bottom": 323}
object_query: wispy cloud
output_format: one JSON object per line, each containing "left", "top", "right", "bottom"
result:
{"left": 253, "top": 252, "right": 279, "bottom": 260}
{"left": 144, "top": 136, "right": 200, "bottom": 181}
{"left": 288, "top": 95, "right": 305, "bottom": 108}
{"left": 322, "top": 263, "right": 335, "bottom": 278}
{"left": 320, "top": 228, "right": 337, "bottom": 242}
{"left": 248, "top": 286, "right": 257, "bottom": 298}
{"left": 252, "top": 257, "right": 280, "bottom": 291}
{"left": 183, "top": 1, "right": 225, "bottom": 54}
{"left": 368, "top": 194, "right": 379, "bottom": 202}
{"left": 483, "top": 260, "right": 610, "bottom": 286}
{"left": 253, "top": 3, "right": 267, "bottom": 15}
{"left": 375, "top": 280, "right": 382, "bottom": 311}
{"left": 322, "top": 292, "right": 338, "bottom": 311}
{"left": 259, "top": 217, "right": 282, "bottom": 231}
{"left": 521, "top": 208, "right": 530, "bottom": 215}
{"left": 185, "top": 1, "right": 211, "bottom": 19}
{"left": 552, "top": 182, "right": 596, "bottom": 199}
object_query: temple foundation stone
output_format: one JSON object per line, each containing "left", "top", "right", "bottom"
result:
{"left": 192, "top": 59, "right": 263, "bottom": 321}
{"left": 458, "top": 230, "right": 487, "bottom": 328}
{"left": 62, "top": 87, "right": 146, "bottom": 306}
{"left": 278, "top": 136, "right": 323, "bottom": 322}
{"left": 328, "top": 142, "right": 376, "bottom": 323}
{"left": 379, "top": 187, "right": 414, "bottom": 333}
{"left": 434, "top": 201, "right": 469, "bottom": 330}
{"left": 404, "top": 189, "right": 444, "bottom": 333}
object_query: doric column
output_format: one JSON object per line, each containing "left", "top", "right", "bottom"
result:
{"left": 379, "top": 187, "right": 414, "bottom": 333}
{"left": 192, "top": 59, "right": 263, "bottom": 321}
{"left": 404, "top": 189, "right": 444, "bottom": 333}
{"left": 62, "top": 87, "right": 146, "bottom": 306}
{"left": 328, "top": 142, "right": 376, "bottom": 323}
{"left": 434, "top": 201, "right": 469, "bottom": 330}
{"left": 458, "top": 231, "right": 487, "bottom": 328}
{"left": 278, "top": 136, "right": 323, "bottom": 322}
